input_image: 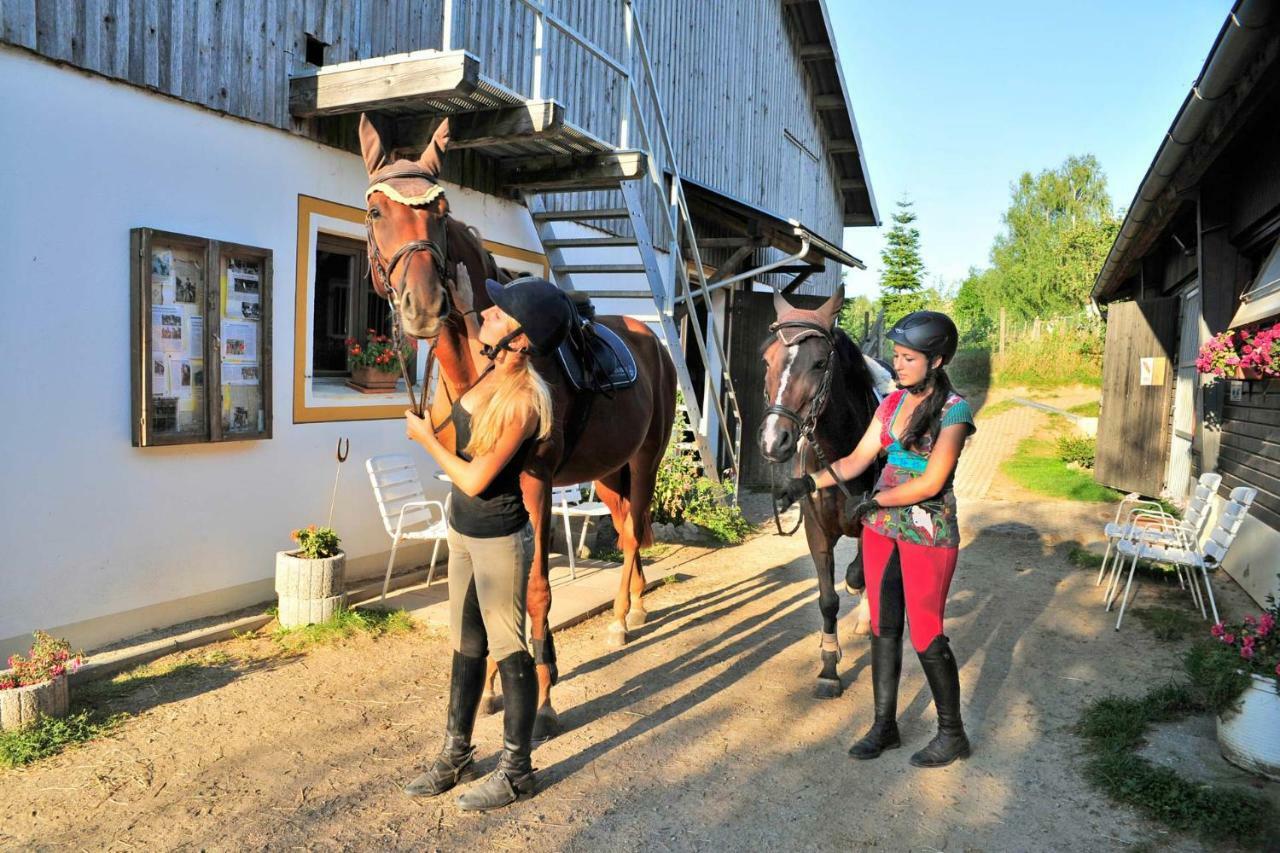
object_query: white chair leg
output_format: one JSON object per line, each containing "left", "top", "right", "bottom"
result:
{"left": 381, "top": 536, "right": 401, "bottom": 604}
{"left": 1186, "top": 565, "right": 1206, "bottom": 617}
{"left": 1174, "top": 565, "right": 1186, "bottom": 590}
{"left": 1104, "top": 550, "right": 1126, "bottom": 609}
{"left": 1096, "top": 539, "right": 1113, "bottom": 586}
{"left": 577, "top": 515, "right": 592, "bottom": 557}
{"left": 426, "top": 537, "right": 442, "bottom": 588}
{"left": 1199, "top": 564, "right": 1220, "bottom": 624}
{"left": 562, "top": 510, "right": 577, "bottom": 580}
{"left": 1114, "top": 554, "right": 1139, "bottom": 630}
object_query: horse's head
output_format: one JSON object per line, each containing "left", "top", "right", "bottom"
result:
{"left": 758, "top": 289, "right": 844, "bottom": 464}
{"left": 360, "top": 114, "right": 453, "bottom": 339}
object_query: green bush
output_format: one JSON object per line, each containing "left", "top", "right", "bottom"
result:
{"left": 1184, "top": 642, "right": 1252, "bottom": 716}
{"left": 653, "top": 428, "right": 751, "bottom": 544}
{"left": 1055, "top": 434, "right": 1096, "bottom": 469}
{"left": 990, "top": 321, "right": 1104, "bottom": 388}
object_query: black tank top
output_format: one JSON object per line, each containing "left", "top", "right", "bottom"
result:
{"left": 447, "top": 399, "right": 532, "bottom": 538}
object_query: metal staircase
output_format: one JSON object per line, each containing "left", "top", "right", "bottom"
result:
{"left": 512, "top": 0, "right": 744, "bottom": 491}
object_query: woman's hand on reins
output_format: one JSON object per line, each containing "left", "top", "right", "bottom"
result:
{"left": 405, "top": 409, "right": 434, "bottom": 447}
{"left": 842, "top": 494, "right": 880, "bottom": 528}
{"left": 776, "top": 474, "right": 816, "bottom": 510}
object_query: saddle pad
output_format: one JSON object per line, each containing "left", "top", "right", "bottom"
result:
{"left": 556, "top": 323, "right": 638, "bottom": 394}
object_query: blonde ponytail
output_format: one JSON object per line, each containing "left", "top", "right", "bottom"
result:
{"left": 465, "top": 361, "right": 553, "bottom": 458}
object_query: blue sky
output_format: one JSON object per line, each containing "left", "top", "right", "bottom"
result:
{"left": 831, "top": 0, "right": 1233, "bottom": 299}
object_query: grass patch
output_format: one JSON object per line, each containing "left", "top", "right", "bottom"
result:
{"left": 975, "top": 399, "right": 1019, "bottom": 420}
{"left": 991, "top": 328, "right": 1103, "bottom": 389}
{"left": 590, "top": 542, "right": 678, "bottom": 565}
{"left": 1067, "top": 400, "right": 1100, "bottom": 417}
{"left": 1002, "top": 438, "right": 1120, "bottom": 502}
{"left": 77, "top": 649, "right": 234, "bottom": 705}
{"left": 270, "top": 607, "right": 414, "bottom": 650}
{"left": 0, "top": 709, "right": 126, "bottom": 769}
{"left": 1076, "top": 682, "right": 1272, "bottom": 846}
{"left": 1131, "top": 606, "right": 1200, "bottom": 642}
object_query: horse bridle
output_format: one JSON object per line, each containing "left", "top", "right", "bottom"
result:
{"left": 764, "top": 318, "right": 856, "bottom": 535}
{"left": 365, "top": 178, "right": 451, "bottom": 420}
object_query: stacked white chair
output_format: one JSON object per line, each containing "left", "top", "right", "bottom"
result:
{"left": 1097, "top": 473, "right": 1222, "bottom": 600}
{"left": 1108, "top": 485, "right": 1258, "bottom": 630}
{"left": 366, "top": 454, "right": 450, "bottom": 604}
{"left": 551, "top": 483, "right": 612, "bottom": 579}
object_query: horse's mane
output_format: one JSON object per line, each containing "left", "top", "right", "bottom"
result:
{"left": 833, "top": 329, "right": 878, "bottom": 419}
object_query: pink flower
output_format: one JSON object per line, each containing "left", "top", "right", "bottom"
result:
{"left": 1244, "top": 615, "right": 1256, "bottom": 627}
{"left": 1241, "top": 646, "right": 1254, "bottom": 660}
{"left": 1275, "top": 662, "right": 1280, "bottom": 677}
{"left": 1224, "top": 633, "right": 1236, "bottom": 644}
{"left": 1211, "top": 622, "right": 1225, "bottom": 638}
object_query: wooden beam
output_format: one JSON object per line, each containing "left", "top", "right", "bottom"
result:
{"left": 839, "top": 177, "right": 867, "bottom": 191}
{"left": 781, "top": 271, "right": 814, "bottom": 294}
{"left": 396, "top": 100, "right": 565, "bottom": 150}
{"left": 798, "top": 43, "right": 834, "bottom": 60}
{"left": 706, "top": 244, "right": 758, "bottom": 284}
{"left": 289, "top": 52, "right": 479, "bottom": 118}
{"left": 500, "top": 151, "right": 648, "bottom": 192}
{"left": 814, "top": 94, "right": 845, "bottom": 110}
{"left": 697, "top": 237, "right": 767, "bottom": 249}
{"left": 828, "top": 139, "right": 858, "bottom": 154}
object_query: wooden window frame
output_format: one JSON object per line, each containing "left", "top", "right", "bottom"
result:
{"left": 130, "top": 228, "right": 273, "bottom": 447}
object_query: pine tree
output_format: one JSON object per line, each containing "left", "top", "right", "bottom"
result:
{"left": 879, "top": 198, "right": 926, "bottom": 328}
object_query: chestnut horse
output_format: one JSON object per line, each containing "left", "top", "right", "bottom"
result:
{"left": 359, "top": 115, "right": 677, "bottom": 740}
{"left": 759, "top": 290, "right": 881, "bottom": 698}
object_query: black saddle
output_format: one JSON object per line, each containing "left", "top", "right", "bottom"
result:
{"left": 556, "top": 314, "right": 637, "bottom": 395}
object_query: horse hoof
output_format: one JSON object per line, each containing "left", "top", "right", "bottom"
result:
{"left": 533, "top": 705, "right": 561, "bottom": 744}
{"left": 814, "top": 678, "right": 843, "bottom": 699}
{"left": 606, "top": 621, "right": 629, "bottom": 648}
{"left": 481, "top": 692, "right": 503, "bottom": 716}
{"left": 625, "top": 607, "right": 648, "bottom": 630}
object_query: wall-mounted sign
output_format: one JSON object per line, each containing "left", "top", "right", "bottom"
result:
{"left": 1229, "top": 381, "right": 1244, "bottom": 402}
{"left": 1139, "top": 356, "right": 1167, "bottom": 386}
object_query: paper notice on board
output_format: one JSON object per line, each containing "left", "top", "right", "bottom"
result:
{"left": 151, "top": 250, "right": 174, "bottom": 304}
{"left": 152, "top": 305, "right": 184, "bottom": 353}
{"left": 222, "top": 320, "right": 257, "bottom": 362}
{"left": 151, "top": 354, "right": 168, "bottom": 395}
{"left": 188, "top": 316, "right": 203, "bottom": 357}
{"left": 227, "top": 299, "right": 262, "bottom": 322}
{"left": 227, "top": 363, "right": 260, "bottom": 385}
{"left": 174, "top": 257, "right": 201, "bottom": 304}
{"left": 170, "top": 358, "right": 193, "bottom": 399}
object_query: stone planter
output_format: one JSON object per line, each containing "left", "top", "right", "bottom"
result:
{"left": 1216, "top": 673, "right": 1280, "bottom": 781}
{"left": 275, "top": 550, "right": 347, "bottom": 628}
{"left": 345, "top": 365, "right": 400, "bottom": 393}
{"left": 0, "top": 676, "right": 70, "bottom": 731}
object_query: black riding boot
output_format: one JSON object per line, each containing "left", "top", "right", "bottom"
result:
{"left": 457, "top": 651, "right": 538, "bottom": 811}
{"left": 848, "top": 633, "right": 903, "bottom": 759}
{"left": 404, "top": 651, "right": 486, "bottom": 797}
{"left": 910, "top": 635, "right": 971, "bottom": 768}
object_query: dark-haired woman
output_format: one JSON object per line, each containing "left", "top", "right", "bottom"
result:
{"left": 776, "top": 310, "right": 975, "bottom": 767}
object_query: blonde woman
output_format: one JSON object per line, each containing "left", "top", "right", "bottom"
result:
{"left": 403, "top": 269, "right": 571, "bottom": 811}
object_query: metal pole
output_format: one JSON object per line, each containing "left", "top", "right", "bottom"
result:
{"left": 532, "top": 5, "right": 545, "bottom": 100}
{"left": 620, "top": 1, "right": 633, "bottom": 149}
{"left": 441, "top": 0, "right": 453, "bottom": 50}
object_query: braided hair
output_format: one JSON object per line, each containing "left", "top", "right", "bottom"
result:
{"left": 899, "top": 362, "right": 956, "bottom": 453}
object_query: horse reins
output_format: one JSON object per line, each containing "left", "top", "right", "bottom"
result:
{"left": 765, "top": 318, "right": 856, "bottom": 536}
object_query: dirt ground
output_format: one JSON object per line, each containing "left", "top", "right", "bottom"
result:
{"left": 1, "top": 392, "right": 1261, "bottom": 852}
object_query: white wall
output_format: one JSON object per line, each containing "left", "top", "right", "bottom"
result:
{"left": 0, "top": 48, "right": 543, "bottom": 656}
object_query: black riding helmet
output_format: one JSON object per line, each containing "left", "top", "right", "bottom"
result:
{"left": 886, "top": 310, "right": 959, "bottom": 365}
{"left": 483, "top": 276, "right": 573, "bottom": 357}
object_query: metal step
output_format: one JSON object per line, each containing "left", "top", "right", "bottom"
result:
{"left": 543, "top": 236, "right": 638, "bottom": 248}
{"left": 552, "top": 264, "right": 647, "bottom": 275}
{"left": 533, "top": 207, "right": 631, "bottom": 222}
{"left": 571, "top": 289, "right": 654, "bottom": 299}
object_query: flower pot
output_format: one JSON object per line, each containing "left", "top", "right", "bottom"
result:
{"left": 346, "top": 365, "right": 400, "bottom": 393}
{"left": 1231, "top": 364, "right": 1264, "bottom": 380}
{"left": 0, "top": 676, "right": 70, "bottom": 731}
{"left": 1216, "top": 673, "right": 1280, "bottom": 781}
{"left": 275, "top": 550, "right": 347, "bottom": 628}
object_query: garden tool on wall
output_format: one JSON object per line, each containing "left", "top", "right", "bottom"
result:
{"left": 327, "top": 437, "right": 350, "bottom": 529}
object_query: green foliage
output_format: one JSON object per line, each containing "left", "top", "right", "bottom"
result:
{"left": 1, "top": 631, "right": 83, "bottom": 688}
{"left": 990, "top": 319, "right": 1104, "bottom": 388}
{"left": 0, "top": 709, "right": 125, "bottom": 769}
{"left": 1076, "top": 682, "right": 1272, "bottom": 845}
{"left": 271, "top": 607, "right": 414, "bottom": 649}
{"left": 1132, "top": 607, "right": 1199, "bottom": 642}
{"left": 837, "top": 292, "right": 879, "bottom": 344}
{"left": 653, "top": 428, "right": 751, "bottom": 544}
{"left": 289, "top": 525, "right": 341, "bottom": 559}
{"left": 1184, "top": 641, "right": 1254, "bottom": 716}
{"left": 1067, "top": 400, "right": 1101, "bottom": 417}
{"left": 878, "top": 198, "right": 927, "bottom": 328}
{"left": 1001, "top": 438, "right": 1119, "bottom": 502}
{"left": 1054, "top": 434, "right": 1096, "bottom": 469}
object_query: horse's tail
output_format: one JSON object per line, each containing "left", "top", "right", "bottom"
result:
{"left": 636, "top": 331, "right": 677, "bottom": 550}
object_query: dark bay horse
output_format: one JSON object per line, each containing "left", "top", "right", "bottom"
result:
{"left": 759, "top": 290, "right": 882, "bottom": 698}
{"left": 359, "top": 114, "right": 677, "bottom": 740}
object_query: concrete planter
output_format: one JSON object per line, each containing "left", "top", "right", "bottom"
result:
{"left": 1216, "top": 673, "right": 1280, "bottom": 781}
{"left": 275, "top": 550, "right": 347, "bottom": 628}
{"left": 0, "top": 676, "right": 70, "bottom": 731}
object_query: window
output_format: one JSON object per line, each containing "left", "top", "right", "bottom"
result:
{"left": 130, "top": 228, "right": 273, "bottom": 446}
{"left": 312, "top": 235, "right": 392, "bottom": 375}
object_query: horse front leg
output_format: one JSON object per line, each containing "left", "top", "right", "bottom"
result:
{"left": 525, "top": 491, "right": 561, "bottom": 742}
{"left": 480, "top": 657, "right": 502, "bottom": 716}
{"left": 804, "top": 504, "right": 843, "bottom": 699}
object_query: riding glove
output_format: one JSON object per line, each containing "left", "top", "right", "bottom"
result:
{"left": 843, "top": 495, "right": 881, "bottom": 528}
{"left": 776, "top": 474, "right": 816, "bottom": 510}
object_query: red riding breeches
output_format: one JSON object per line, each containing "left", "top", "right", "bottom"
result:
{"left": 861, "top": 527, "right": 959, "bottom": 653}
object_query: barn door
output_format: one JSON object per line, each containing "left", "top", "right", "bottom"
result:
{"left": 1165, "top": 285, "right": 1204, "bottom": 503}
{"left": 1095, "top": 297, "right": 1179, "bottom": 496}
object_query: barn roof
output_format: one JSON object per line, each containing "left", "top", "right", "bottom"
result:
{"left": 783, "top": 0, "right": 879, "bottom": 228}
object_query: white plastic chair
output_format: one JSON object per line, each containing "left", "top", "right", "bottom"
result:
{"left": 1108, "top": 486, "right": 1257, "bottom": 630}
{"left": 551, "top": 484, "right": 611, "bottom": 579}
{"left": 1098, "top": 473, "right": 1222, "bottom": 599}
{"left": 366, "top": 454, "right": 450, "bottom": 603}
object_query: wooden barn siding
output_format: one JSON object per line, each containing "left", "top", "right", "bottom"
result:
{"left": 1220, "top": 382, "right": 1280, "bottom": 532}
{"left": 1, "top": 0, "right": 846, "bottom": 293}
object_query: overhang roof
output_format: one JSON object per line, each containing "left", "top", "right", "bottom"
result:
{"left": 782, "top": 0, "right": 879, "bottom": 228}
{"left": 682, "top": 175, "right": 864, "bottom": 270}
{"left": 1091, "top": 0, "right": 1280, "bottom": 303}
